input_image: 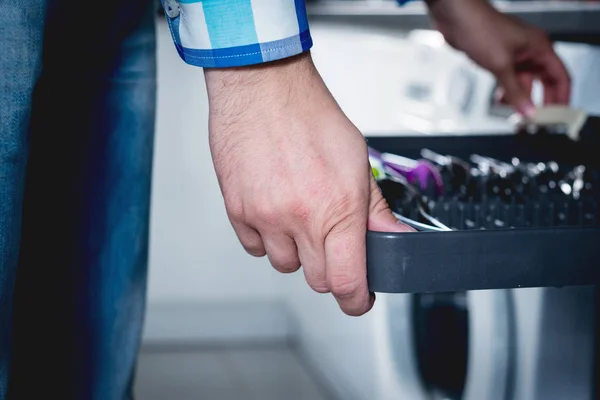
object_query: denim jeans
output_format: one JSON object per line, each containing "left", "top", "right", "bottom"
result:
{"left": 0, "top": 0, "right": 156, "bottom": 398}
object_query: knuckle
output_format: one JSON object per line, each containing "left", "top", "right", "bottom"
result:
{"left": 329, "top": 190, "right": 364, "bottom": 220}
{"left": 370, "top": 189, "right": 391, "bottom": 215}
{"left": 244, "top": 244, "right": 266, "bottom": 258}
{"left": 272, "top": 259, "right": 301, "bottom": 274}
{"left": 304, "top": 267, "right": 329, "bottom": 293}
{"left": 255, "top": 202, "right": 281, "bottom": 227}
{"left": 225, "top": 197, "right": 245, "bottom": 222}
{"left": 306, "top": 275, "right": 329, "bottom": 293}
{"left": 343, "top": 306, "right": 369, "bottom": 317}
{"left": 328, "top": 210, "right": 365, "bottom": 240}
{"left": 309, "top": 284, "right": 330, "bottom": 294}
{"left": 345, "top": 187, "right": 365, "bottom": 205}
{"left": 335, "top": 191, "right": 356, "bottom": 209}
{"left": 533, "top": 29, "right": 550, "bottom": 45}
{"left": 491, "top": 55, "right": 512, "bottom": 74}
{"left": 288, "top": 199, "right": 311, "bottom": 224}
{"left": 329, "top": 274, "right": 362, "bottom": 299}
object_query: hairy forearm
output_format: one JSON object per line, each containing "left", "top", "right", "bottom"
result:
{"left": 203, "top": 51, "right": 339, "bottom": 129}
{"left": 204, "top": 53, "right": 318, "bottom": 111}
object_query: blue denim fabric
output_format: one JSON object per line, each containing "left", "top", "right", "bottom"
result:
{"left": 0, "top": 0, "right": 47, "bottom": 397}
{"left": 0, "top": 1, "right": 156, "bottom": 399}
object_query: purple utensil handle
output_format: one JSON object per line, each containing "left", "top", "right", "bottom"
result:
{"left": 385, "top": 160, "right": 444, "bottom": 195}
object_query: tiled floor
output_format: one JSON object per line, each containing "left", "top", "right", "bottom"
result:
{"left": 135, "top": 345, "right": 332, "bottom": 400}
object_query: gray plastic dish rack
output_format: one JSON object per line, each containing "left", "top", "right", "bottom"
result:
{"left": 365, "top": 117, "right": 600, "bottom": 294}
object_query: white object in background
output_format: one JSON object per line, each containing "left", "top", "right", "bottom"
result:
{"left": 510, "top": 105, "right": 588, "bottom": 141}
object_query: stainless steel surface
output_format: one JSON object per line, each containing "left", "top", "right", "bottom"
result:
{"left": 307, "top": 1, "right": 600, "bottom": 36}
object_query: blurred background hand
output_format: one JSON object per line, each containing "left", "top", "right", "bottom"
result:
{"left": 428, "top": 0, "right": 571, "bottom": 117}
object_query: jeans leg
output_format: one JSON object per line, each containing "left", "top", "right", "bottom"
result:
{"left": 8, "top": 1, "right": 157, "bottom": 399}
{"left": 0, "top": 2, "right": 46, "bottom": 398}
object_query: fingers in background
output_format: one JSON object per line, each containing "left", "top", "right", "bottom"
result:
{"left": 496, "top": 68, "right": 535, "bottom": 118}
{"left": 539, "top": 51, "right": 572, "bottom": 105}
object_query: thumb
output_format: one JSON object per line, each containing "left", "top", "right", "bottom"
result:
{"left": 368, "top": 176, "right": 415, "bottom": 233}
{"left": 497, "top": 69, "right": 536, "bottom": 119}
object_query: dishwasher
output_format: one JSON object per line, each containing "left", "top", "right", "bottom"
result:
{"left": 366, "top": 116, "right": 600, "bottom": 400}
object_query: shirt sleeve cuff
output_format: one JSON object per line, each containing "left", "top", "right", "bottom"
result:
{"left": 162, "top": 0, "right": 313, "bottom": 68}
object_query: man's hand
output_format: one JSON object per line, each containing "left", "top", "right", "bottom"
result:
{"left": 428, "top": 0, "right": 571, "bottom": 117}
{"left": 205, "top": 53, "right": 412, "bottom": 316}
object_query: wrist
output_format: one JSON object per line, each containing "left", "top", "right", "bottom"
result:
{"left": 204, "top": 52, "right": 319, "bottom": 113}
{"left": 427, "top": 0, "right": 494, "bottom": 48}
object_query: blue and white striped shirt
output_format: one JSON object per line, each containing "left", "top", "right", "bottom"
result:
{"left": 162, "top": 0, "right": 313, "bottom": 68}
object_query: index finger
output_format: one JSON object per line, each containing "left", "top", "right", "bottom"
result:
{"left": 539, "top": 50, "right": 571, "bottom": 105}
{"left": 325, "top": 215, "right": 374, "bottom": 316}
